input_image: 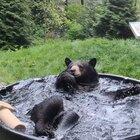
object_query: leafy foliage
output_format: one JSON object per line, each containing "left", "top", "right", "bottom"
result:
{"left": 66, "top": 4, "right": 85, "bottom": 21}
{"left": 79, "top": 0, "right": 105, "bottom": 38}
{"left": 0, "top": 0, "right": 138, "bottom": 49}
{"left": 65, "top": 4, "right": 86, "bottom": 39}
{"left": 66, "top": 21, "right": 85, "bottom": 40}
{"left": 95, "top": 0, "right": 137, "bottom": 38}
{"left": 65, "top": 1, "right": 105, "bottom": 39}
{"left": 30, "top": 0, "right": 68, "bottom": 38}
{"left": 0, "top": 0, "right": 32, "bottom": 49}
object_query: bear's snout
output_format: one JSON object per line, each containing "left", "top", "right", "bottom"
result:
{"left": 70, "top": 69, "right": 76, "bottom": 74}
{"left": 70, "top": 65, "right": 81, "bottom": 77}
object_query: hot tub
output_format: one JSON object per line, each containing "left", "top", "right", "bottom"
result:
{"left": 0, "top": 73, "right": 140, "bottom": 140}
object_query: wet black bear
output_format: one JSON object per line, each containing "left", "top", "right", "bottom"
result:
{"left": 30, "top": 95, "right": 79, "bottom": 138}
{"left": 55, "top": 71, "right": 78, "bottom": 92}
{"left": 56, "top": 58, "right": 99, "bottom": 92}
{"left": 30, "top": 96, "right": 63, "bottom": 138}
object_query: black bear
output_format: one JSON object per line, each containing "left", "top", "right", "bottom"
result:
{"left": 53, "top": 110, "right": 79, "bottom": 139}
{"left": 105, "top": 84, "right": 140, "bottom": 100}
{"left": 55, "top": 71, "right": 78, "bottom": 92}
{"left": 30, "top": 95, "right": 64, "bottom": 138}
{"left": 30, "top": 95, "right": 79, "bottom": 138}
{"left": 56, "top": 57, "right": 99, "bottom": 92}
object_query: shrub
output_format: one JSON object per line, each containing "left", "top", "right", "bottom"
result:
{"left": 79, "top": 1, "right": 105, "bottom": 38}
{"left": 66, "top": 21, "right": 85, "bottom": 40}
{"left": 65, "top": 2, "right": 104, "bottom": 39}
{"left": 64, "top": 4, "right": 86, "bottom": 39}
{"left": 95, "top": 0, "right": 137, "bottom": 38}
{"left": 0, "top": 0, "right": 32, "bottom": 49}
{"left": 30, "top": 0, "right": 68, "bottom": 39}
{"left": 66, "top": 4, "right": 85, "bottom": 21}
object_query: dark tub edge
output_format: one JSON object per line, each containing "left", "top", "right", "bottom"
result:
{"left": 0, "top": 125, "right": 46, "bottom": 140}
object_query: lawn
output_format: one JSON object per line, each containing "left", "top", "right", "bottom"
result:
{"left": 0, "top": 38, "right": 140, "bottom": 84}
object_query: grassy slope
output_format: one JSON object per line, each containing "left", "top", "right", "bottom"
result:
{"left": 0, "top": 38, "right": 140, "bottom": 84}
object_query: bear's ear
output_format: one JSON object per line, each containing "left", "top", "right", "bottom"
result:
{"left": 89, "top": 58, "right": 97, "bottom": 68}
{"left": 65, "top": 57, "right": 72, "bottom": 66}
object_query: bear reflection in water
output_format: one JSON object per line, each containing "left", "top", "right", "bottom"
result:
{"left": 30, "top": 95, "right": 79, "bottom": 138}
{"left": 56, "top": 57, "right": 99, "bottom": 92}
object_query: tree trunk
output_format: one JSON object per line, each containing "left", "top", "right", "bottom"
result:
{"left": 65, "top": 0, "right": 68, "bottom": 6}
{"left": 81, "top": 0, "right": 84, "bottom": 5}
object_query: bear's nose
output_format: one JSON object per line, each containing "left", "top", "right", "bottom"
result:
{"left": 70, "top": 69, "right": 76, "bottom": 74}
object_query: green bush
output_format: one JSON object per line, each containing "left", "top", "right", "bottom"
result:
{"left": 0, "top": 0, "right": 32, "bottom": 49}
{"left": 66, "top": 4, "right": 85, "bottom": 21}
{"left": 79, "top": 1, "right": 105, "bottom": 38}
{"left": 66, "top": 21, "right": 85, "bottom": 40}
{"left": 30, "top": 0, "right": 68, "bottom": 38}
{"left": 95, "top": 0, "right": 137, "bottom": 38}
{"left": 65, "top": 2, "right": 104, "bottom": 39}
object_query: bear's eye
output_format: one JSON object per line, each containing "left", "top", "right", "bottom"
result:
{"left": 79, "top": 65, "right": 84, "bottom": 71}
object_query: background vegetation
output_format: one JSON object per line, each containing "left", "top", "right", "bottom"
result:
{"left": 0, "top": 0, "right": 140, "bottom": 84}
{"left": 0, "top": 0, "right": 32, "bottom": 49}
{"left": 0, "top": 0, "right": 139, "bottom": 49}
{"left": 137, "top": 0, "right": 140, "bottom": 18}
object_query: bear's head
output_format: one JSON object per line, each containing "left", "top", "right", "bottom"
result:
{"left": 65, "top": 58, "right": 99, "bottom": 86}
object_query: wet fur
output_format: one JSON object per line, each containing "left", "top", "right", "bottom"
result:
{"left": 55, "top": 71, "right": 78, "bottom": 92}
{"left": 30, "top": 96, "right": 64, "bottom": 138}
{"left": 30, "top": 95, "right": 79, "bottom": 138}
{"left": 56, "top": 58, "right": 99, "bottom": 92}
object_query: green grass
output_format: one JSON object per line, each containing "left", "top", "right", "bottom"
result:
{"left": 0, "top": 38, "right": 140, "bottom": 84}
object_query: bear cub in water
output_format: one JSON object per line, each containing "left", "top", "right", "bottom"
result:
{"left": 30, "top": 96, "right": 79, "bottom": 138}
{"left": 56, "top": 58, "right": 99, "bottom": 92}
